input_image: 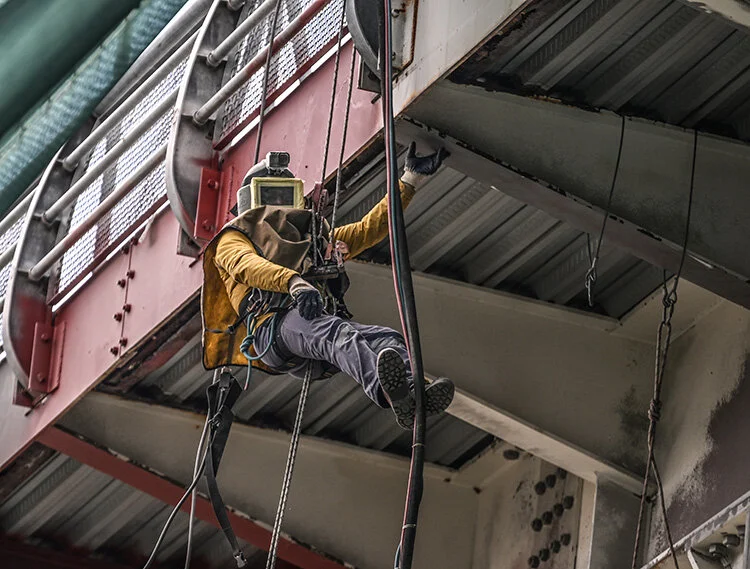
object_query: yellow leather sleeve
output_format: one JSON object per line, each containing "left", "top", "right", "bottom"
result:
{"left": 333, "top": 180, "right": 416, "bottom": 259}
{"left": 214, "top": 230, "right": 298, "bottom": 294}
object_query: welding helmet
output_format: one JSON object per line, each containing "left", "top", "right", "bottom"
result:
{"left": 234, "top": 151, "right": 305, "bottom": 215}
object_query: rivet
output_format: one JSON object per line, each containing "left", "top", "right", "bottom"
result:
{"left": 553, "top": 503, "right": 564, "bottom": 517}
{"left": 542, "top": 511, "right": 553, "bottom": 525}
{"left": 502, "top": 449, "right": 520, "bottom": 460}
{"left": 113, "top": 312, "right": 123, "bottom": 322}
{"left": 545, "top": 474, "right": 557, "bottom": 488}
{"left": 126, "top": 270, "right": 135, "bottom": 279}
{"left": 534, "top": 481, "right": 547, "bottom": 496}
{"left": 117, "top": 279, "right": 126, "bottom": 288}
{"left": 551, "top": 540, "right": 561, "bottom": 553}
{"left": 539, "top": 548, "right": 550, "bottom": 561}
{"left": 563, "top": 495, "right": 575, "bottom": 509}
{"left": 122, "top": 304, "right": 132, "bottom": 313}
{"left": 531, "top": 518, "right": 543, "bottom": 532}
{"left": 40, "top": 333, "right": 51, "bottom": 342}
{"left": 207, "top": 179, "right": 219, "bottom": 190}
{"left": 119, "top": 338, "right": 128, "bottom": 347}
{"left": 557, "top": 467, "right": 568, "bottom": 480}
{"left": 110, "top": 346, "right": 119, "bottom": 355}
{"left": 560, "top": 534, "right": 571, "bottom": 546}
{"left": 528, "top": 556, "right": 540, "bottom": 568}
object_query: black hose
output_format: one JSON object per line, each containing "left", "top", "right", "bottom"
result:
{"left": 378, "top": 3, "right": 427, "bottom": 569}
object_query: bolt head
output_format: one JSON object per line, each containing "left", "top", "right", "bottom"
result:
{"left": 560, "top": 533, "right": 571, "bottom": 546}
{"left": 126, "top": 270, "right": 135, "bottom": 279}
{"left": 539, "top": 548, "right": 550, "bottom": 561}
{"left": 551, "top": 540, "right": 561, "bottom": 553}
{"left": 119, "top": 338, "right": 128, "bottom": 347}
{"left": 207, "top": 179, "right": 219, "bottom": 190}
{"left": 528, "top": 556, "right": 540, "bottom": 568}
{"left": 117, "top": 279, "right": 126, "bottom": 288}
{"left": 531, "top": 518, "right": 543, "bottom": 532}
{"left": 534, "top": 481, "right": 547, "bottom": 496}
{"left": 723, "top": 534, "right": 741, "bottom": 548}
{"left": 542, "top": 511, "right": 554, "bottom": 525}
{"left": 113, "top": 312, "right": 123, "bottom": 322}
{"left": 502, "top": 449, "right": 520, "bottom": 460}
{"left": 122, "top": 304, "right": 132, "bottom": 313}
{"left": 553, "top": 503, "right": 564, "bottom": 517}
{"left": 545, "top": 474, "right": 557, "bottom": 488}
{"left": 563, "top": 495, "right": 575, "bottom": 509}
{"left": 110, "top": 346, "right": 119, "bottom": 355}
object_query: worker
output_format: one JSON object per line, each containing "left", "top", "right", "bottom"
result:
{"left": 201, "top": 143, "right": 454, "bottom": 429}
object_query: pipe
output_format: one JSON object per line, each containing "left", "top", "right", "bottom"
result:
{"left": 194, "top": 0, "right": 329, "bottom": 124}
{"left": 0, "top": 191, "right": 34, "bottom": 238}
{"left": 95, "top": 0, "right": 212, "bottom": 116}
{"left": 44, "top": 90, "right": 177, "bottom": 222}
{"left": 29, "top": 144, "right": 167, "bottom": 282}
{"left": 206, "top": 0, "right": 277, "bottom": 67}
{"left": 0, "top": 243, "right": 16, "bottom": 273}
{"left": 64, "top": 37, "right": 195, "bottom": 171}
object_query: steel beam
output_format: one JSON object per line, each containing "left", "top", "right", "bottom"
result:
{"left": 680, "top": 0, "right": 750, "bottom": 33}
{"left": 57, "top": 393, "right": 478, "bottom": 569}
{"left": 37, "top": 426, "right": 338, "bottom": 569}
{"left": 0, "top": 534, "right": 141, "bottom": 569}
{"left": 403, "top": 86, "right": 750, "bottom": 308}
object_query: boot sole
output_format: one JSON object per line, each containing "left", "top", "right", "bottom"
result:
{"left": 425, "top": 380, "right": 455, "bottom": 416}
{"left": 377, "top": 349, "right": 414, "bottom": 430}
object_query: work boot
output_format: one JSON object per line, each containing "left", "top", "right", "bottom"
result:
{"left": 377, "top": 348, "right": 415, "bottom": 430}
{"left": 423, "top": 377, "right": 455, "bottom": 416}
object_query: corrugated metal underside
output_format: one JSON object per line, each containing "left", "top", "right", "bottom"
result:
{"left": 450, "top": 0, "right": 750, "bottom": 142}
{"left": 335, "top": 150, "right": 664, "bottom": 319}
{"left": 0, "top": 453, "right": 259, "bottom": 568}
{"left": 129, "top": 335, "right": 493, "bottom": 470}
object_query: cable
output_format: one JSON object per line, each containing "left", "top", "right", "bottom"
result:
{"left": 311, "top": 0, "right": 347, "bottom": 265}
{"left": 265, "top": 364, "right": 314, "bottom": 569}
{"left": 184, "top": 404, "right": 212, "bottom": 569}
{"left": 630, "top": 130, "right": 697, "bottom": 569}
{"left": 143, "top": 425, "right": 216, "bottom": 569}
{"left": 378, "top": 2, "right": 427, "bottom": 569}
{"left": 585, "top": 114, "right": 626, "bottom": 307}
{"left": 253, "top": 0, "right": 284, "bottom": 164}
{"left": 328, "top": 43, "right": 357, "bottom": 240}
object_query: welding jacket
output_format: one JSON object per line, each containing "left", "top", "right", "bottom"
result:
{"left": 201, "top": 180, "right": 416, "bottom": 371}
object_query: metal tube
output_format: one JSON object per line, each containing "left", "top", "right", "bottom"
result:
{"left": 194, "top": 0, "right": 328, "bottom": 124}
{"left": 45, "top": 89, "right": 177, "bottom": 222}
{"left": 0, "top": 295, "right": 5, "bottom": 315}
{"left": 206, "top": 0, "right": 277, "bottom": 67}
{"left": 63, "top": 38, "right": 193, "bottom": 171}
{"left": 0, "top": 190, "right": 34, "bottom": 237}
{"left": 29, "top": 144, "right": 167, "bottom": 282}
{"left": 0, "top": 242, "right": 16, "bottom": 271}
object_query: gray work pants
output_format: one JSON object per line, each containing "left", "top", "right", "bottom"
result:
{"left": 253, "top": 308, "right": 410, "bottom": 408}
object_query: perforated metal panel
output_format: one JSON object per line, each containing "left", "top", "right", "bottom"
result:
{"left": 54, "top": 59, "right": 187, "bottom": 301}
{"left": 217, "top": 0, "right": 344, "bottom": 143}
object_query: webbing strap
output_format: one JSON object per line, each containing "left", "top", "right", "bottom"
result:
{"left": 205, "top": 372, "right": 247, "bottom": 567}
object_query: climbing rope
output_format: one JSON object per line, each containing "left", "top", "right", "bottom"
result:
{"left": 585, "top": 114, "right": 626, "bottom": 307}
{"left": 311, "top": 0, "right": 347, "bottom": 264}
{"left": 253, "top": 0, "right": 284, "bottom": 164}
{"left": 328, "top": 37, "right": 357, "bottom": 241}
{"left": 265, "top": 363, "right": 314, "bottom": 569}
{"left": 630, "top": 130, "right": 698, "bottom": 569}
{"left": 378, "top": 2, "right": 428, "bottom": 568}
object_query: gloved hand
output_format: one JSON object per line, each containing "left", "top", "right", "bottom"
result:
{"left": 400, "top": 141, "right": 449, "bottom": 188}
{"left": 288, "top": 275, "right": 323, "bottom": 320}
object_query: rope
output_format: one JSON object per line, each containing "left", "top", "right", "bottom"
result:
{"left": 328, "top": 42, "right": 357, "bottom": 240}
{"left": 379, "top": 2, "right": 428, "bottom": 568}
{"left": 311, "top": 0, "right": 347, "bottom": 264}
{"left": 631, "top": 130, "right": 698, "bottom": 569}
{"left": 253, "top": 0, "right": 284, "bottom": 164}
{"left": 585, "top": 114, "right": 626, "bottom": 307}
{"left": 265, "top": 364, "right": 314, "bottom": 569}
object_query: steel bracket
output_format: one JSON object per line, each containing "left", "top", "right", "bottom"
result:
{"left": 194, "top": 167, "right": 221, "bottom": 242}
{"left": 28, "top": 321, "right": 64, "bottom": 395}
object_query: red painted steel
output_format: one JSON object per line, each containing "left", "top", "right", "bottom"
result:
{"left": 38, "top": 427, "right": 342, "bottom": 569}
{"left": 0, "top": 42, "right": 382, "bottom": 481}
{"left": 194, "top": 168, "right": 222, "bottom": 242}
{"left": 0, "top": 534, "right": 142, "bottom": 569}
